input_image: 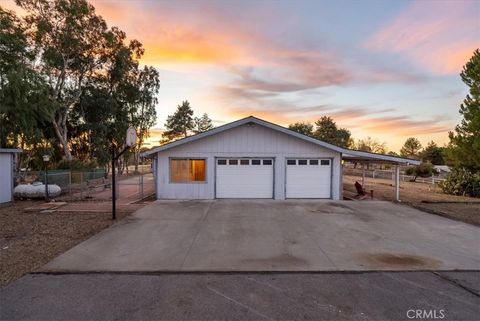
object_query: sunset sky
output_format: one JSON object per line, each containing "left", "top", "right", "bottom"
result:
{"left": 4, "top": 0, "right": 480, "bottom": 151}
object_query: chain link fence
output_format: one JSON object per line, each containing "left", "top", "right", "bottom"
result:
{"left": 14, "top": 165, "right": 154, "bottom": 203}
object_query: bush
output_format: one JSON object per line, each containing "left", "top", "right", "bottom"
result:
{"left": 404, "top": 163, "right": 437, "bottom": 182}
{"left": 56, "top": 159, "right": 98, "bottom": 171}
{"left": 439, "top": 167, "right": 480, "bottom": 198}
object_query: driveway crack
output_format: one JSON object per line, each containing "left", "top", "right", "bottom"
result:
{"left": 206, "top": 285, "right": 273, "bottom": 320}
{"left": 179, "top": 201, "right": 213, "bottom": 269}
{"left": 297, "top": 220, "right": 339, "bottom": 270}
{"left": 432, "top": 272, "right": 480, "bottom": 297}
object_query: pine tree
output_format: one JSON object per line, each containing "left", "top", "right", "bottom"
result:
{"left": 420, "top": 141, "right": 445, "bottom": 165}
{"left": 400, "top": 137, "right": 422, "bottom": 159}
{"left": 313, "top": 116, "right": 351, "bottom": 148}
{"left": 162, "top": 100, "right": 195, "bottom": 142}
{"left": 193, "top": 113, "right": 214, "bottom": 134}
{"left": 447, "top": 49, "right": 480, "bottom": 171}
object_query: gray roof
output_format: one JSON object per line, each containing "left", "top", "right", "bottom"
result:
{"left": 141, "top": 116, "right": 420, "bottom": 165}
{"left": 0, "top": 148, "right": 22, "bottom": 153}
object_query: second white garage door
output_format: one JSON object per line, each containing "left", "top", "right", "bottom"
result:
{"left": 216, "top": 158, "right": 273, "bottom": 198}
{"left": 286, "top": 159, "right": 332, "bottom": 198}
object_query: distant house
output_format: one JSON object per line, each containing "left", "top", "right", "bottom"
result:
{"left": 142, "top": 116, "right": 420, "bottom": 201}
{"left": 434, "top": 165, "right": 451, "bottom": 176}
{"left": 0, "top": 149, "right": 21, "bottom": 204}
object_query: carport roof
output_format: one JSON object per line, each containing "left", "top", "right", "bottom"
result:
{"left": 141, "top": 116, "right": 420, "bottom": 165}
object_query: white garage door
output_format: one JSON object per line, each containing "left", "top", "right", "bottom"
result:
{"left": 216, "top": 158, "right": 273, "bottom": 198}
{"left": 286, "top": 159, "right": 332, "bottom": 198}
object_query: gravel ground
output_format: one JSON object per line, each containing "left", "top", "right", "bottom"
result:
{"left": 344, "top": 175, "right": 480, "bottom": 225}
{"left": 0, "top": 201, "right": 135, "bottom": 287}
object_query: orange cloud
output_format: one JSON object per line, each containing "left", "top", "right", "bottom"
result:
{"left": 90, "top": 0, "right": 260, "bottom": 66}
{"left": 227, "top": 103, "right": 454, "bottom": 136}
{"left": 225, "top": 105, "right": 453, "bottom": 152}
{"left": 364, "top": 0, "right": 480, "bottom": 74}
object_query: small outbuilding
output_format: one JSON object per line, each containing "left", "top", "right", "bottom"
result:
{"left": 0, "top": 148, "right": 21, "bottom": 204}
{"left": 142, "top": 116, "right": 419, "bottom": 201}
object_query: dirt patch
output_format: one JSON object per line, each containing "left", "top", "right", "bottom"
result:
{"left": 409, "top": 203, "right": 480, "bottom": 226}
{"left": 0, "top": 200, "right": 141, "bottom": 287}
{"left": 344, "top": 175, "right": 480, "bottom": 226}
{"left": 359, "top": 252, "right": 442, "bottom": 269}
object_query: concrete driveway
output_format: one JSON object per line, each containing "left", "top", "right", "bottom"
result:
{"left": 42, "top": 200, "right": 480, "bottom": 272}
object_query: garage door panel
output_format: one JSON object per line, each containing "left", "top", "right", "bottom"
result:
{"left": 286, "top": 159, "right": 331, "bottom": 199}
{"left": 216, "top": 159, "right": 273, "bottom": 198}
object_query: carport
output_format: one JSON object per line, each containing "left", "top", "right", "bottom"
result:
{"left": 341, "top": 150, "right": 420, "bottom": 202}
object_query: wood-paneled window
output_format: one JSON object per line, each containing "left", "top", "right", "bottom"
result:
{"left": 170, "top": 159, "right": 206, "bottom": 182}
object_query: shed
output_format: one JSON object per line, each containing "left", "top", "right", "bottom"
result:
{"left": 141, "top": 116, "right": 419, "bottom": 201}
{"left": 0, "top": 149, "right": 22, "bottom": 204}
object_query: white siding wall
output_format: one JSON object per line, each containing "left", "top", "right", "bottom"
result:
{"left": 155, "top": 123, "right": 342, "bottom": 200}
{"left": 0, "top": 153, "right": 13, "bottom": 203}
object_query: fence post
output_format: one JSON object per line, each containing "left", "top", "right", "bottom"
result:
{"left": 140, "top": 158, "right": 144, "bottom": 201}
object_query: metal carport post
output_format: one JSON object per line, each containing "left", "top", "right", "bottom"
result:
{"left": 394, "top": 164, "right": 400, "bottom": 202}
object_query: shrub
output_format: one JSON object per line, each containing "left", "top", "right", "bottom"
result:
{"left": 56, "top": 159, "right": 98, "bottom": 171}
{"left": 404, "top": 163, "right": 437, "bottom": 182}
{"left": 439, "top": 167, "right": 480, "bottom": 198}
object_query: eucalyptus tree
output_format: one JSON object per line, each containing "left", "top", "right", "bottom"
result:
{"left": 13, "top": 0, "right": 160, "bottom": 165}
{"left": 16, "top": 0, "right": 110, "bottom": 160}
{"left": 0, "top": 7, "right": 54, "bottom": 170}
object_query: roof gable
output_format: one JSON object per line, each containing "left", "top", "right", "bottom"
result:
{"left": 141, "top": 116, "right": 344, "bottom": 157}
{"left": 141, "top": 116, "right": 420, "bottom": 165}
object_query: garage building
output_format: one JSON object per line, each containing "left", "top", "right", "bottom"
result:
{"left": 142, "top": 116, "right": 419, "bottom": 200}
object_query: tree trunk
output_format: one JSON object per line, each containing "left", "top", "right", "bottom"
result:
{"left": 52, "top": 117, "right": 73, "bottom": 160}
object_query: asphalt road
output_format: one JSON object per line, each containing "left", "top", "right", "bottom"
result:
{"left": 1, "top": 271, "right": 479, "bottom": 321}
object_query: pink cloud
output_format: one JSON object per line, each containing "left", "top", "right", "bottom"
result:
{"left": 364, "top": 0, "right": 480, "bottom": 74}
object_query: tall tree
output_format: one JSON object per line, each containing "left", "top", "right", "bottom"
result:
{"left": 193, "top": 113, "right": 214, "bottom": 134}
{"left": 355, "top": 137, "right": 387, "bottom": 154}
{"left": 74, "top": 29, "right": 159, "bottom": 169}
{"left": 420, "top": 141, "right": 445, "bottom": 165}
{"left": 0, "top": 7, "right": 54, "bottom": 170}
{"left": 288, "top": 122, "right": 314, "bottom": 136}
{"left": 447, "top": 49, "right": 480, "bottom": 171}
{"left": 400, "top": 137, "right": 422, "bottom": 159}
{"left": 313, "top": 116, "right": 351, "bottom": 148}
{"left": 16, "top": 0, "right": 109, "bottom": 160}
{"left": 130, "top": 66, "right": 160, "bottom": 171}
{"left": 162, "top": 100, "right": 195, "bottom": 142}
